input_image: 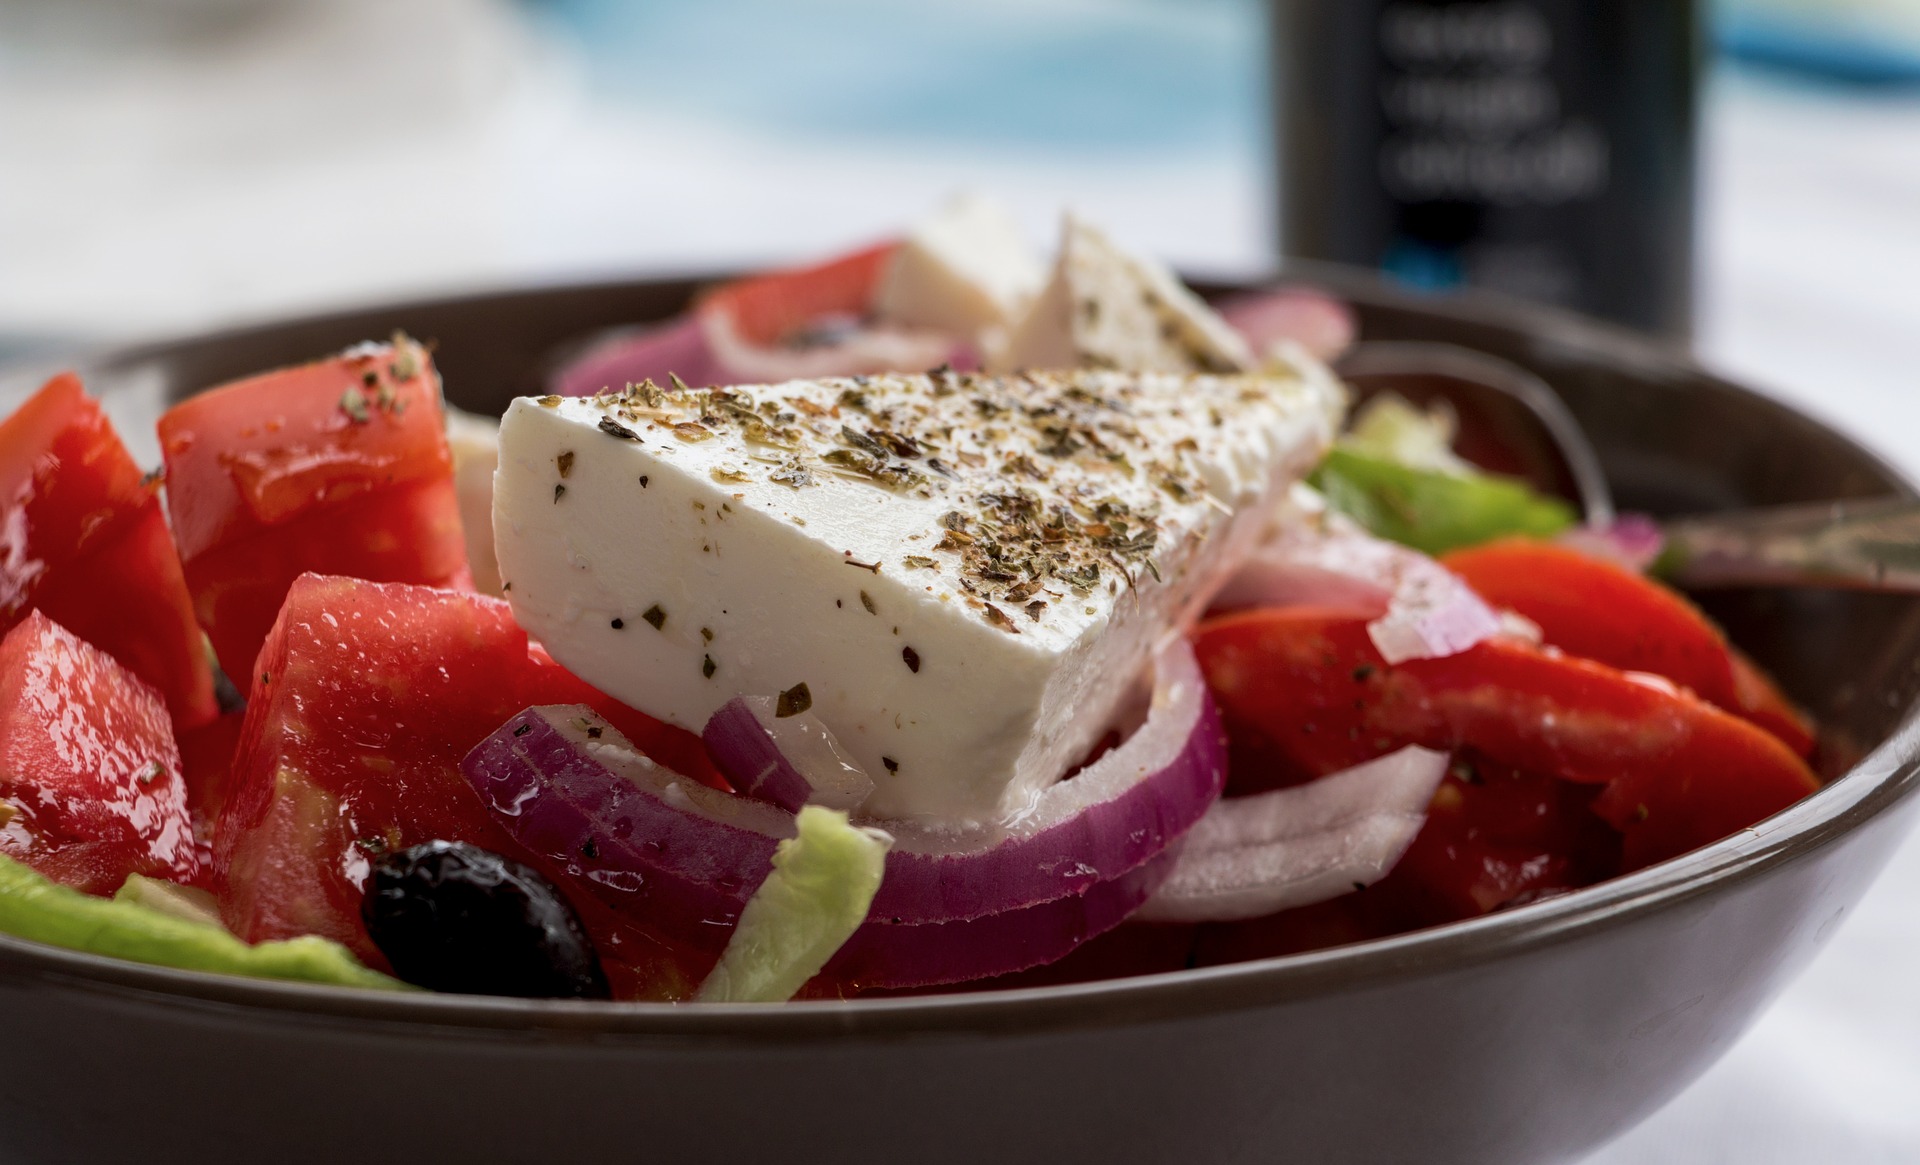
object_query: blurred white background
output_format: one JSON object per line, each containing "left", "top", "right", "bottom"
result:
{"left": 2, "top": 1, "right": 1918, "bottom": 1159}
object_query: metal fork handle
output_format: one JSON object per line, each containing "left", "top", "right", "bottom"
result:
{"left": 1660, "top": 496, "right": 1920, "bottom": 591}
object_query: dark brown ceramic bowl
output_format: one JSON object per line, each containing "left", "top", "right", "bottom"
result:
{"left": 3, "top": 271, "right": 1917, "bottom": 1165}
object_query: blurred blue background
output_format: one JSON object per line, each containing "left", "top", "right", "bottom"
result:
{"left": 2, "top": 0, "right": 1916, "bottom": 352}
{"left": 522, "top": 0, "right": 1265, "bottom": 153}
{"left": 522, "top": 0, "right": 1920, "bottom": 153}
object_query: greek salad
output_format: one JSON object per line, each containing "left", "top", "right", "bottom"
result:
{"left": 0, "top": 201, "right": 1820, "bottom": 1001}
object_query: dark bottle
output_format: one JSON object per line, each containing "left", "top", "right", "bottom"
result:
{"left": 1275, "top": 0, "right": 1703, "bottom": 338}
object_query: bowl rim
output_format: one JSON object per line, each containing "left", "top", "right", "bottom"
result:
{"left": 5, "top": 268, "right": 1919, "bottom": 1042}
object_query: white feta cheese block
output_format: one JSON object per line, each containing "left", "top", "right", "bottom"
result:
{"left": 494, "top": 365, "right": 1343, "bottom": 827}
{"left": 445, "top": 406, "right": 503, "bottom": 595}
{"left": 993, "top": 214, "right": 1256, "bottom": 375}
{"left": 872, "top": 193, "right": 1045, "bottom": 339}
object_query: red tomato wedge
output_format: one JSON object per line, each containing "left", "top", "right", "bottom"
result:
{"left": 0, "top": 611, "right": 198, "bottom": 894}
{"left": 1382, "top": 754, "right": 1619, "bottom": 922}
{"left": 177, "top": 710, "right": 246, "bottom": 828}
{"left": 216, "top": 574, "right": 719, "bottom": 986}
{"left": 157, "top": 337, "right": 471, "bottom": 682}
{"left": 1440, "top": 538, "right": 1814, "bottom": 757}
{"left": 1199, "top": 603, "right": 1397, "bottom": 791}
{"left": 1729, "top": 646, "right": 1817, "bottom": 759}
{"left": 1194, "top": 753, "right": 1620, "bottom": 964}
{"left": 698, "top": 242, "right": 899, "bottom": 346}
{"left": 0, "top": 373, "right": 217, "bottom": 728}
{"left": 1441, "top": 538, "right": 1740, "bottom": 706}
{"left": 1193, "top": 608, "right": 1820, "bottom": 870}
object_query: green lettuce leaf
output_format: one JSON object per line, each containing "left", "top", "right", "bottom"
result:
{"left": 697, "top": 805, "right": 890, "bottom": 1003}
{"left": 0, "top": 855, "right": 406, "bottom": 991}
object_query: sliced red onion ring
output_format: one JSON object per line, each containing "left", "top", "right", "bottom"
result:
{"left": 551, "top": 316, "right": 733, "bottom": 398}
{"left": 550, "top": 309, "right": 975, "bottom": 399}
{"left": 463, "top": 706, "right": 794, "bottom": 946}
{"left": 1217, "top": 288, "right": 1357, "bottom": 364}
{"left": 1213, "top": 510, "right": 1501, "bottom": 664}
{"left": 703, "top": 696, "right": 874, "bottom": 813}
{"left": 462, "top": 637, "right": 1223, "bottom": 949}
{"left": 698, "top": 306, "right": 972, "bottom": 382}
{"left": 1136, "top": 746, "right": 1449, "bottom": 923}
{"left": 869, "top": 637, "right": 1224, "bottom": 922}
{"left": 826, "top": 849, "right": 1178, "bottom": 990}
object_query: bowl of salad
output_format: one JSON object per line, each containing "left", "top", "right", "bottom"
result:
{"left": 0, "top": 204, "right": 1915, "bottom": 1165}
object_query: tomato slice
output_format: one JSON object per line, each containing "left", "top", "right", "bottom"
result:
{"left": 0, "top": 611, "right": 198, "bottom": 894}
{"left": 177, "top": 710, "right": 246, "bottom": 829}
{"left": 0, "top": 373, "right": 218, "bottom": 729}
{"left": 182, "top": 476, "right": 468, "bottom": 689}
{"left": 1191, "top": 755, "right": 1617, "bottom": 964}
{"left": 157, "top": 337, "right": 470, "bottom": 681}
{"left": 1729, "top": 646, "right": 1817, "bottom": 760}
{"left": 1440, "top": 537, "right": 1813, "bottom": 757}
{"left": 1380, "top": 753, "right": 1619, "bottom": 922}
{"left": 699, "top": 242, "right": 898, "bottom": 346}
{"left": 1441, "top": 538, "right": 1739, "bottom": 704}
{"left": 1197, "top": 603, "right": 1400, "bottom": 793}
{"left": 1193, "top": 608, "right": 1819, "bottom": 869}
{"left": 216, "top": 573, "right": 716, "bottom": 991}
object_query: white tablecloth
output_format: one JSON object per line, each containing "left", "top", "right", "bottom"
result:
{"left": 2, "top": 3, "right": 1918, "bottom": 1159}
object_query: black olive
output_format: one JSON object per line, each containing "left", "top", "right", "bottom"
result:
{"left": 361, "top": 840, "right": 610, "bottom": 999}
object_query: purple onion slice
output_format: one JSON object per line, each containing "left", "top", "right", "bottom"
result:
{"left": 869, "top": 637, "right": 1225, "bottom": 923}
{"left": 826, "top": 849, "right": 1179, "bottom": 991}
{"left": 703, "top": 696, "right": 874, "bottom": 813}
{"left": 550, "top": 316, "right": 731, "bottom": 399}
{"left": 462, "top": 638, "right": 1224, "bottom": 948}
{"left": 463, "top": 707, "right": 794, "bottom": 945}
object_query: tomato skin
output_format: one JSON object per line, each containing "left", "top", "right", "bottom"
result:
{"left": 1195, "top": 751, "right": 1622, "bottom": 966}
{"left": 177, "top": 710, "right": 247, "bottom": 832}
{"left": 699, "top": 242, "right": 898, "bottom": 346}
{"left": 1729, "top": 646, "right": 1817, "bottom": 760}
{"left": 0, "top": 611, "right": 198, "bottom": 894}
{"left": 1441, "top": 537, "right": 1814, "bottom": 757}
{"left": 182, "top": 476, "right": 469, "bottom": 687}
{"left": 0, "top": 373, "right": 217, "bottom": 728}
{"left": 1193, "top": 608, "right": 1819, "bottom": 870}
{"left": 158, "top": 339, "right": 469, "bottom": 681}
{"left": 1399, "top": 638, "right": 1819, "bottom": 868}
{"left": 1381, "top": 754, "right": 1619, "bottom": 922}
{"left": 216, "top": 574, "right": 715, "bottom": 990}
{"left": 1198, "top": 603, "right": 1388, "bottom": 793}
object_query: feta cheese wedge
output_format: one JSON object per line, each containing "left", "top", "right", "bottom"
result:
{"left": 872, "top": 194, "right": 1045, "bottom": 339}
{"left": 494, "top": 366, "right": 1342, "bottom": 827}
{"left": 993, "top": 215, "right": 1256, "bottom": 375}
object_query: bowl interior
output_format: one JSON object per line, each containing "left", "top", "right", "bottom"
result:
{"left": 7, "top": 266, "right": 1915, "bottom": 1020}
